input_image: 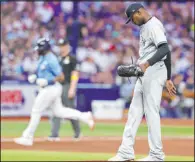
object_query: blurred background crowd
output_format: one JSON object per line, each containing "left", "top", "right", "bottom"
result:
{"left": 1, "top": 1, "right": 194, "bottom": 119}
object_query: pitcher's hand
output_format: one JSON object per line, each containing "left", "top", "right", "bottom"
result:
{"left": 138, "top": 61, "right": 150, "bottom": 72}
{"left": 166, "top": 80, "right": 176, "bottom": 97}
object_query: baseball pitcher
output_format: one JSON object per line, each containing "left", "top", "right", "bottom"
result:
{"left": 14, "top": 38, "right": 95, "bottom": 146}
{"left": 109, "top": 3, "right": 176, "bottom": 161}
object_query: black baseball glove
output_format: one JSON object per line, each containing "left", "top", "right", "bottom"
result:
{"left": 117, "top": 64, "right": 144, "bottom": 77}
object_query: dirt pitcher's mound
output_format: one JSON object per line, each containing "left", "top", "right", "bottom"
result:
{"left": 1, "top": 136, "right": 194, "bottom": 156}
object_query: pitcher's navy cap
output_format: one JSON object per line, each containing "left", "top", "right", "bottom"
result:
{"left": 125, "top": 3, "right": 144, "bottom": 24}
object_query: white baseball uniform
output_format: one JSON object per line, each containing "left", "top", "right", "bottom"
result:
{"left": 117, "top": 17, "right": 168, "bottom": 161}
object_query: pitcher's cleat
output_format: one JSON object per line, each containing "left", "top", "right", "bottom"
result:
{"left": 137, "top": 155, "right": 163, "bottom": 161}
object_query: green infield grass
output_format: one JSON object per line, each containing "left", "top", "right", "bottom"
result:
{"left": 1, "top": 150, "right": 194, "bottom": 161}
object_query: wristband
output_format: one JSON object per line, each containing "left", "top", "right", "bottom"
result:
{"left": 71, "top": 75, "right": 79, "bottom": 81}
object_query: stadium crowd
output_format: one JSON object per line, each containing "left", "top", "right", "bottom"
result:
{"left": 1, "top": 1, "right": 194, "bottom": 118}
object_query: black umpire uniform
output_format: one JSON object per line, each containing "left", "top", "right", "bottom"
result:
{"left": 49, "top": 38, "right": 81, "bottom": 139}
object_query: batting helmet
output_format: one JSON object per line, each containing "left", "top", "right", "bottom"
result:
{"left": 34, "top": 37, "right": 50, "bottom": 54}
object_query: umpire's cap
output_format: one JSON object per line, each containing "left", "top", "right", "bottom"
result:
{"left": 57, "top": 38, "right": 69, "bottom": 46}
{"left": 125, "top": 3, "right": 144, "bottom": 24}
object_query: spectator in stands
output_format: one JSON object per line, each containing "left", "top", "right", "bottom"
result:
{"left": 48, "top": 2, "right": 62, "bottom": 17}
{"left": 35, "top": 2, "right": 54, "bottom": 24}
{"left": 22, "top": 52, "right": 37, "bottom": 75}
{"left": 79, "top": 55, "right": 98, "bottom": 77}
{"left": 181, "top": 74, "right": 194, "bottom": 119}
{"left": 61, "top": 1, "right": 73, "bottom": 14}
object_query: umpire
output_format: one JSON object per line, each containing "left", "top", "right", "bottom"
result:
{"left": 48, "top": 38, "right": 81, "bottom": 140}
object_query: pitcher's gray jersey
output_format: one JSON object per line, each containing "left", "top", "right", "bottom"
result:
{"left": 137, "top": 17, "right": 167, "bottom": 64}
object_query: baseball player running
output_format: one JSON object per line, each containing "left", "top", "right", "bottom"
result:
{"left": 109, "top": 3, "right": 176, "bottom": 161}
{"left": 14, "top": 38, "right": 95, "bottom": 146}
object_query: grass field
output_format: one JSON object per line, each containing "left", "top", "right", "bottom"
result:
{"left": 1, "top": 150, "right": 194, "bottom": 161}
{"left": 1, "top": 121, "right": 194, "bottom": 137}
{"left": 1, "top": 120, "right": 194, "bottom": 161}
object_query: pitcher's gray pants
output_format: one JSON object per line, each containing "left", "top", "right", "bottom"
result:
{"left": 117, "top": 61, "right": 167, "bottom": 161}
{"left": 50, "top": 83, "right": 80, "bottom": 137}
